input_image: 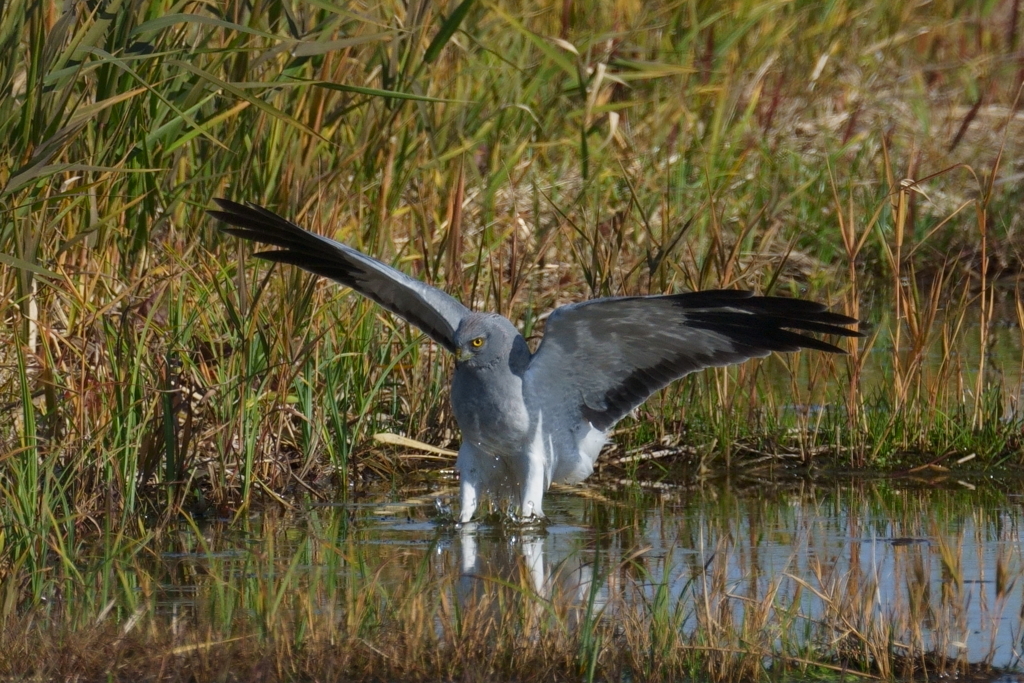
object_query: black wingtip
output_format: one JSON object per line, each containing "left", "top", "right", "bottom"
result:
{"left": 208, "top": 199, "right": 323, "bottom": 257}
{"left": 676, "top": 290, "right": 865, "bottom": 357}
{"left": 208, "top": 198, "right": 272, "bottom": 228}
{"left": 209, "top": 197, "right": 243, "bottom": 218}
{"left": 208, "top": 198, "right": 247, "bottom": 231}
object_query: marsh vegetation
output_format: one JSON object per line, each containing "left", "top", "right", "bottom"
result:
{"left": 2, "top": 0, "right": 1024, "bottom": 679}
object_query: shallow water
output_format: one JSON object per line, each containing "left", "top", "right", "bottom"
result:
{"left": 155, "top": 477, "right": 1024, "bottom": 672}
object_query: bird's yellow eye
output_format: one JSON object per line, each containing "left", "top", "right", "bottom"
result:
{"left": 470, "top": 337, "right": 485, "bottom": 348}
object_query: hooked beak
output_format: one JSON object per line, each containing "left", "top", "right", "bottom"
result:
{"left": 457, "top": 348, "right": 472, "bottom": 363}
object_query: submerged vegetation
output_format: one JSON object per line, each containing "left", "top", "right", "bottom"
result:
{"left": 3, "top": 481, "right": 1023, "bottom": 682}
{"left": 2, "top": 479, "right": 1024, "bottom": 679}
{"left": 1, "top": 0, "right": 1023, "bottom": 679}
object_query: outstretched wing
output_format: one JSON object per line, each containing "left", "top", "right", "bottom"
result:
{"left": 526, "top": 290, "right": 861, "bottom": 431}
{"left": 209, "top": 199, "right": 471, "bottom": 353}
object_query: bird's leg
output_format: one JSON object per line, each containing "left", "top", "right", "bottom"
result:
{"left": 456, "top": 443, "right": 483, "bottom": 523}
{"left": 520, "top": 443, "right": 547, "bottom": 519}
{"left": 458, "top": 477, "right": 479, "bottom": 523}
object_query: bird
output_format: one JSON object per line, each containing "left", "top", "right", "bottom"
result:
{"left": 209, "top": 199, "right": 861, "bottom": 523}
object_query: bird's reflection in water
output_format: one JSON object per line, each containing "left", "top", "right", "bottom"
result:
{"left": 454, "top": 522, "right": 598, "bottom": 621}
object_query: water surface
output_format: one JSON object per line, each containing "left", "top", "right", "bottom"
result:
{"left": 156, "top": 477, "right": 1024, "bottom": 672}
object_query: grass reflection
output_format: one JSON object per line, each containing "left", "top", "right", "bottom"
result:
{"left": 2, "top": 481, "right": 1021, "bottom": 681}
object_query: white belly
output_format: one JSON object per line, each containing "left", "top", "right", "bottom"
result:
{"left": 550, "top": 422, "right": 606, "bottom": 484}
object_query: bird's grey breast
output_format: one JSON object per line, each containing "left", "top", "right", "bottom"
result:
{"left": 451, "top": 357, "right": 531, "bottom": 456}
{"left": 522, "top": 358, "right": 604, "bottom": 482}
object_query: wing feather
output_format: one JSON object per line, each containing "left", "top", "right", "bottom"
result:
{"left": 209, "top": 199, "right": 471, "bottom": 352}
{"left": 526, "top": 290, "right": 861, "bottom": 431}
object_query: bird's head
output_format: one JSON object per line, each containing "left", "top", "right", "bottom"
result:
{"left": 454, "top": 314, "right": 527, "bottom": 372}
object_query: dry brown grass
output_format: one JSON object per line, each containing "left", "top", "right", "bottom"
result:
{"left": 3, "top": 1, "right": 1024, "bottom": 678}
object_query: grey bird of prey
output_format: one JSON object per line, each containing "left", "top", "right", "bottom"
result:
{"left": 209, "top": 199, "right": 861, "bottom": 522}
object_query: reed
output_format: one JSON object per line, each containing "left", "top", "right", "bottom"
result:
{"left": 1, "top": 483, "right": 1020, "bottom": 682}
{"left": 2, "top": 0, "right": 1023, "bottom": 675}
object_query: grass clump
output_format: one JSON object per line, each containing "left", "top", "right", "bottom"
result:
{"left": 2, "top": 0, "right": 1024, "bottom": 676}
{"left": 3, "top": 0, "right": 1022, "bottom": 514}
{"left": 1, "top": 483, "right": 1021, "bottom": 682}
